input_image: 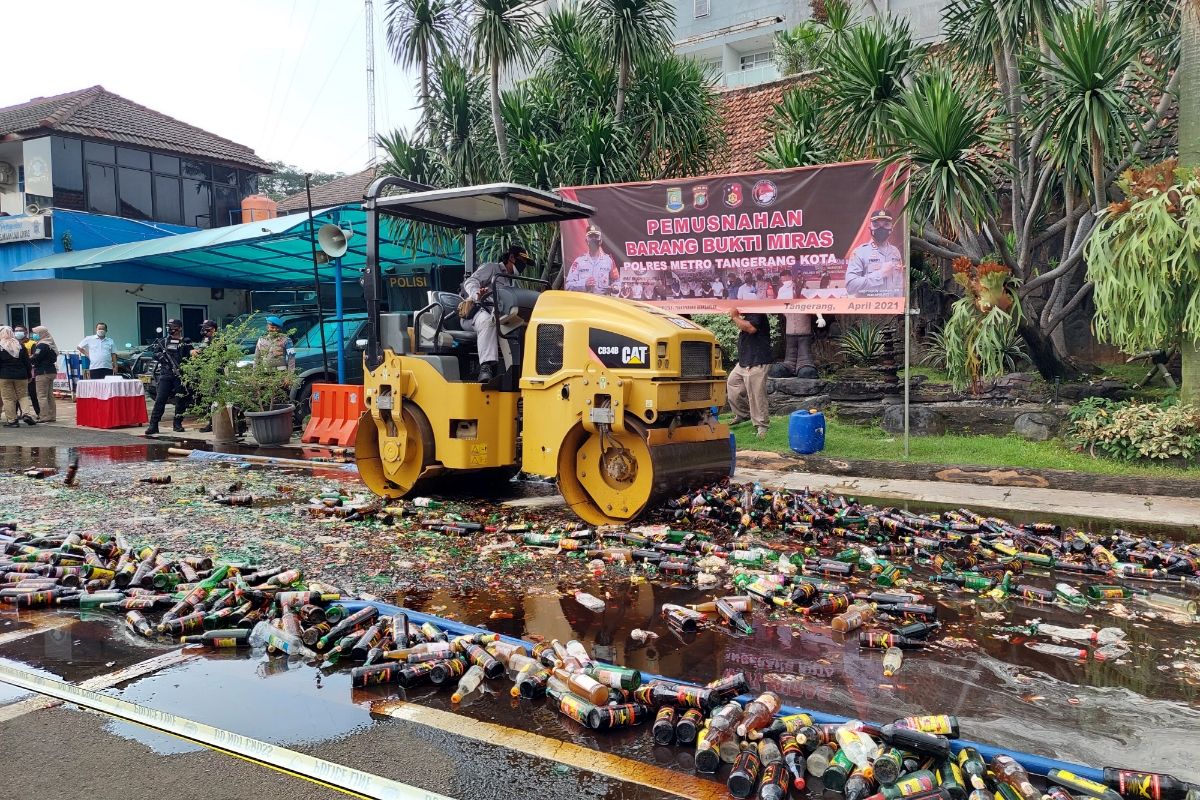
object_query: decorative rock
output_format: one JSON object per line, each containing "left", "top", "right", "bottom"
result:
{"left": 766, "top": 377, "right": 828, "bottom": 397}
{"left": 881, "top": 405, "right": 945, "bottom": 436}
{"left": 1014, "top": 412, "right": 1059, "bottom": 441}
{"left": 769, "top": 394, "right": 831, "bottom": 417}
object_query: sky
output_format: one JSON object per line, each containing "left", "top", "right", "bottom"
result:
{"left": 2, "top": 0, "right": 422, "bottom": 175}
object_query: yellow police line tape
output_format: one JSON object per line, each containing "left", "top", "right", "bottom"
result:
{"left": 0, "top": 661, "right": 453, "bottom": 800}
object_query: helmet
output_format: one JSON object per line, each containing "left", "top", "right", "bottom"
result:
{"left": 166, "top": 318, "right": 183, "bottom": 328}
{"left": 200, "top": 319, "right": 218, "bottom": 331}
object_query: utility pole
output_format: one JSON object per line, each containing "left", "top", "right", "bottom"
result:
{"left": 365, "top": 0, "right": 377, "bottom": 165}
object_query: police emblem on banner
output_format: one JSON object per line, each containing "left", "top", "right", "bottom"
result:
{"left": 692, "top": 185, "right": 708, "bottom": 210}
{"left": 723, "top": 182, "right": 743, "bottom": 208}
{"left": 752, "top": 179, "right": 778, "bottom": 206}
{"left": 666, "top": 187, "right": 684, "bottom": 212}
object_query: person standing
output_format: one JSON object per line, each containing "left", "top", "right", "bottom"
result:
{"left": 29, "top": 326, "right": 58, "bottom": 423}
{"left": 846, "top": 210, "right": 904, "bottom": 297}
{"left": 254, "top": 316, "right": 297, "bottom": 372}
{"left": 78, "top": 322, "right": 117, "bottom": 379}
{"left": 194, "top": 320, "right": 219, "bottom": 433}
{"left": 145, "top": 319, "right": 194, "bottom": 435}
{"left": 13, "top": 324, "right": 38, "bottom": 417}
{"left": 726, "top": 308, "right": 772, "bottom": 439}
{"left": 564, "top": 226, "right": 616, "bottom": 294}
{"left": 0, "top": 326, "right": 35, "bottom": 427}
{"left": 460, "top": 243, "right": 531, "bottom": 384}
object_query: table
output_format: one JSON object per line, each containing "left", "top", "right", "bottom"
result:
{"left": 75, "top": 379, "right": 149, "bottom": 429}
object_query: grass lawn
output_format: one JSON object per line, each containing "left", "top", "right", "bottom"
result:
{"left": 731, "top": 415, "right": 1200, "bottom": 480}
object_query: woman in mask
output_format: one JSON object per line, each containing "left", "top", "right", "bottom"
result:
{"left": 30, "top": 326, "right": 58, "bottom": 423}
{"left": 0, "top": 326, "right": 35, "bottom": 426}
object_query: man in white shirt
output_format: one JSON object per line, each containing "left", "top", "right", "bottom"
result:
{"left": 736, "top": 272, "right": 758, "bottom": 300}
{"left": 78, "top": 322, "right": 117, "bottom": 379}
{"left": 711, "top": 275, "right": 725, "bottom": 297}
{"left": 847, "top": 210, "right": 905, "bottom": 296}
{"left": 565, "top": 225, "right": 616, "bottom": 294}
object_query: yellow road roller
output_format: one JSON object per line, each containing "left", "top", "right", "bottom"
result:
{"left": 355, "top": 179, "right": 732, "bottom": 525}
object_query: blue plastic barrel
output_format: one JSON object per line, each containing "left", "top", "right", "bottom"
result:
{"left": 788, "top": 409, "right": 826, "bottom": 454}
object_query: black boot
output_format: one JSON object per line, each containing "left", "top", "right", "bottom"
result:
{"left": 199, "top": 423, "right": 213, "bottom": 433}
{"left": 172, "top": 420, "right": 185, "bottom": 432}
{"left": 145, "top": 424, "right": 160, "bottom": 435}
{"left": 795, "top": 334, "right": 819, "bottom": 379}
{"left": 477, "top": 361, "right": 501, "bottom": 384}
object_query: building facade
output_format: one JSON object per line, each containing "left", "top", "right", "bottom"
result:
{"left": 0, "top": 86, "right": 272, "bottom": 347}
{"left": 674, "top": 0, "right": 948, "bottom": 89}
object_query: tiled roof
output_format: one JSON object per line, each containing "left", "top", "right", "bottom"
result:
{"left": 0, "top": 86, "right": 271, "bottom": 172}
{"left": 276, "top": 167, "right": 378, "bottom": 213}
{"left": 716, "top": 75, "right": 810, "bottom": 173}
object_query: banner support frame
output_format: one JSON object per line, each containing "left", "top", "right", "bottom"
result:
{"left": 902, "top": 222, "right": 911, "bottom": 459}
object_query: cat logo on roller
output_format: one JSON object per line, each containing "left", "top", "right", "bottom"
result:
{"left": 589, "top": 330, "right": 650, "bottom": 369}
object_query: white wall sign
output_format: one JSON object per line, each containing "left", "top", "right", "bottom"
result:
{"left": 0, "top": 215, "right": 49, "bottom": 244}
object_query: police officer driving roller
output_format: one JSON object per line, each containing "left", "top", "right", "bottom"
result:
{"left": 460, "top": 243, "right": 533, "bottom": 385}
{"left": 145, "top": 318, "right": 195, "bottom": 435}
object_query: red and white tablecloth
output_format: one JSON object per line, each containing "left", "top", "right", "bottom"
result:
{"left": 75, "top": 380, "right": 148, "bottom": 429}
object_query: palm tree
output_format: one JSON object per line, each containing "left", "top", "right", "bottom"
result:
{"left": 584, "top": 0, "right": 674, "bottom": 120}
{"left": 471, "top": 0, "right": 537, "bottom": 172}
{"left": 384, "top": 0, "right": 462, "bottom": 128}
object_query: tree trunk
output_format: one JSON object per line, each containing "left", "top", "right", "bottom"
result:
{"left": 1183, "top": 340, "right": 1200, "bottom": 404}
{"left": 420, "top": 62, "right": 431, "bottom": 137}
{"left": 1182, "top": 1, "right": 1200, "bottom": 402}
{"left": 490, "top": 60, "right": 509, "bottom": 173}
{"left": 615, "top": 56, "right": 630, "bottom": 121}
{"left": 1017, "top": 316, "right": 1082, "bottom": 381}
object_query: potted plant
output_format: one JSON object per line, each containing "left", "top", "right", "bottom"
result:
{"left": 233, "top": 360, "right": 295, "bottom": 446}
{"left": 180, "top": 317, "right": 259, "bottom": 444}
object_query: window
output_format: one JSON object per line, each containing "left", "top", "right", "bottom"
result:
{"left": 181, "top": 159, "right": 211, "bottom": 181}
{"left": 294, "top": 318, "right": 366, "bottom": 350}
{"left": 86, "top": 163, "right": 118, "bottom": 215}
{"left": 51, "top": 137, "right": 84, "bottom": 210}
{"left": 211, "top": 165, "right": 237, "bottom": 186}
{"left": 116, "top": 148, "right": 151, "bottom": 169}
{"left": 239, "top": 170, "right": 259, "bottom": 197}
{"left": 84, "top": 141, "right": 115, "bottom": 164}
{"left": 694, "top": 0, "right": 709, "bottom": 17}
{"left": 154, "top": 174, "right": 182, "bottom": 224}
{"left": 152, "top": 153, "right": 180, "bottom": 175}
{"left": 213, "top": 184, "right": 239, "bottom": 227}
{"left": 118, "top": 167, "right": 153, "bottom": 220}
{"left": 740, "top": 50, "right": 773, "bottom": 70}
{"left": 182, "top": 179, "right": 212, "bottom": 228}
{"left": 7, "top": 305, "right": 40, "bottom": 329}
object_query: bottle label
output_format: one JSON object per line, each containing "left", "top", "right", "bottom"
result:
{"left": 1056, "top": 771, "right": 1109, "bottom": 796}
{"left": 558, "top": 694, "right": 592, "bottom": 725}
{"left": 897, "top": 773, "right": 935, "bottom": 795}
{"left": 597, "top": 703, "right": 643, "bottom": 728}
{"left": 899, "top": 715, "right": 954, "bottom": 735}
{"left": 1117, "top": 772, "right": 1162, "bottom": 800}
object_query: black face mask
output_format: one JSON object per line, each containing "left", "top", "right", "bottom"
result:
{"left": 871, "top": 226, "right": 891, "bottom": 244}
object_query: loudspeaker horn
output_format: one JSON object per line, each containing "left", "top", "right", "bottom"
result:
{"left": 317, "top": 224, "right": 352, "bottom": 258}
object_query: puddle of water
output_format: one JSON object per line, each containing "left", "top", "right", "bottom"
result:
{"left": 102, "top": 653, "right": 376, "bottom": 753}
{"left": 0, "top": 613, "right": 170, "bottom": 684}
{"left": 0, "top": 655, "right": 67, "bottom": 705}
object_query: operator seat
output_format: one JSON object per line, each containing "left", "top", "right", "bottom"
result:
{"left": 433, "top": 291, "right": 478, "bottom": 344}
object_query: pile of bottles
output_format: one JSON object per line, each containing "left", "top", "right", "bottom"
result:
{"left": 504, "top": 481, "right": 1200, "bottom": 671}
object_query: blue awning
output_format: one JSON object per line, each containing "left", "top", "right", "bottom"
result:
{"left": 15, "top": 205, "right": 459, "bottom": 289}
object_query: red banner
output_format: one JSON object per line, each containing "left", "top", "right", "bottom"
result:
{"left": 559, "top": 161, "right": 907, "bottom": 315}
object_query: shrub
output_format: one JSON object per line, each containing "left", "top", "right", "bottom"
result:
{"left": 836, "top": 321, "right": 885, "bottom": 367}
{"left": 1067, "top": 398, "right": 1200, "bottom": 462}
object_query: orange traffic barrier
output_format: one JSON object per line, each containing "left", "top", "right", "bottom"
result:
{"left": 301, "top": 383, "right": 362, "bottom": 447}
